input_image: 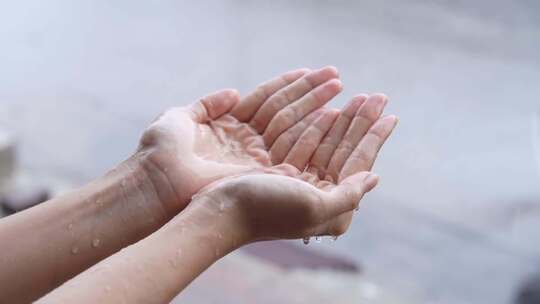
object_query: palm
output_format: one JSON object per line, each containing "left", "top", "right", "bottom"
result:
{"left": 138, "top": 67, "right": 343, "bottom": 209}
{"left": 197, "top": 92, "right": 397, "bottom": 241}
{"left": 193, "top": 114, "right": 270, "bottom": 168}
{"left": 242, "top": 93, "right": 397, "bottom": 240}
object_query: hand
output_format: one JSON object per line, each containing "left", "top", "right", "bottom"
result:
{"left": 136, "top": 67, "right": 342, "bottom": 214}
{"left": 192, "top": 165, "right": 377, "bottom": 243}
{"left": 192, "top": 94, "right": 397, "bottom": 243}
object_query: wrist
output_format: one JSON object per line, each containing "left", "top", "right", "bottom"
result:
{"left": 100, "top": 156, "right": 173, "bottom": 222}
{"left": 131, "top": 150, "right": 192, "bottom": 216}
{"left": 166, "top": 190, "right": 251, "bottom": 252}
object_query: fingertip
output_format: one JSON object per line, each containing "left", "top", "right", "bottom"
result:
{"left": 369, "top": 93, "right": 389, "bottom": 106}
{"left": 378, "top": 114, "right": 399, "bottom": 133}
{"left": 286, "top": 68, "right": 312, "bottom": 79}
{"left": 314, "top": 79, "right": 342, "bottom": 105}
{"left": 328, "top": 108, "right": 341, "bottom": 117}
{"left": 297, "top": 67, "right": 312, "bottom": 74}
{"left": 364, "top": 173, "right": 379, "bottom": 192}
{"left": 386, "top": 114, "right": 399, "bottom": 125}
{"left": 199, "top": 88, "right": 241, "bottom": 120}
{"left": 341, "top": 95, "right": 366, "bottom": 118}
{"left": 352, "top": 94, "right": 369, "bottom": 102}
{"left": 328, "top": 78, "right": 343, "bottom": 92}
{"left": 320, "top": 65, "right": 340, "bottom": 79}
{"left": 370, "top": 92, "right": 388, "bottom": 99}
{"left": 218, "top": 88, "right": 241, "bottom": 103}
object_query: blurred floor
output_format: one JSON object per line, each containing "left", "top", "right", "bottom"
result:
{"left": 1, "top": 1, "right": 540, "bottom": 303}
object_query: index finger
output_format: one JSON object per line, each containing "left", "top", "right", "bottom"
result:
{"left": 230, "top": 68, "right": 310, "bottom": 122}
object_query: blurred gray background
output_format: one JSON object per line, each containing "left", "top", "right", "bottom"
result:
{"left": 1, "top": 1, "right": 540, "bottom": 303}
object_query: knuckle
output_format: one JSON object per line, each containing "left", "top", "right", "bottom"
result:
{"left": 357, "top": 108, "right": 378, "bottom": 124}
{"left": 276, "top": 107, "right": 298, "bottom": 125}
{"left": 301, "top": 76, "right": 315, "bottom": 90}
{"left": 277, "top": 131, "right": 295, "bottom": 147}
{"left": 350, "top": 150, "right": 370, "bottom": 167}
{"left": 254, "top": 85, "right": 269, "bottom": 101}
{"left": 339, "top": 141, "right": 356, "bottom": 154}
{"left": 296, "top": 134, "right": 318, "bottom": 147}
{"left": 271, "top": 91, "right": 290, "bottom": 108}
{"left": 249, "top": 116, "right": 264, "bottom": 131}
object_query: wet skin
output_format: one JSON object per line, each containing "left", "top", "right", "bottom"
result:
{"left": 0, "top": 67, "right": 397, "bottom": 303}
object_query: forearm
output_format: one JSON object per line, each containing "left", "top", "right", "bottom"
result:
{"left": 37, "top": 195, "right": 243, "bottom": 304}
{"left": 0, "top": 156, "right": 175, "bottom": 303}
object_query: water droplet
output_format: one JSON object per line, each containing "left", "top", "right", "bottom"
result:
{"left": 121, "top": 179, "right": 127, "bottom": 187}
{"left": 219, "top": 202, "right": 225, "bottom": 212}
{"left": 302, "top": 237, "right": 310, "bottom": 245}
{"left": 177, "top": 249, "right": 183, "bottom": 257}
{"left": 95, "top": 198, "right": 102, "bottom": 205}
{"left": 168, "top": 259, "right": 177, "bottom": 267}
{"left": 105, "top": 285, "right": 111, "bottom": 292}
{"left": 215, "top": 248, "right": 220, "bottom": 257}
{"left": 67, "top": 223, "right": 73, "bottom": 230}
{"left": 217, "top": 233, "right": 223, "bottom": 239}
{"left": 71, "top": 246, "right": 79, "bottom": 254}
{"left": 92, "top": 238, "right": 101, "bottom": 248}
{"left": 163, "top": 167, "right": 169, "bottom": 172}
{"left": 314, "top": 236, "right": 322, "bottom": 243}
{"left": 331, "top": 235, "right": 339, "bottom": 242}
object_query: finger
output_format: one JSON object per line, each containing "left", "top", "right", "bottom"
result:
{"left": 249, "top": 66, "right": 339, "bottom": 135}
{"left": 326, "top": 94, "right": 388, "bottom": 180}
{"left": 327, "top": 172, "right": 378, "bottom": 214}
{"left": 269, "top": 109, "right": 324, "bottom": 165}
{"left": 231, "top": 68, "right": 310, "bottom": 122}
{"left": 308, "top": 95, "right": 367, "bottom": 180}
{"left": 339, "top": 115, "right": 398, "bottom": 181}
{"left": 190, "top": 89, "right": 241, "bottom": 123}
{"left": 299, "top": 171, "right": 319, "bottom": 185}
{"left": 267, "top": 163, "right": 302, "bottom": 177}
{"left": 306, "top": 172, "right": 378, "bottom": 237}
{"left": 262, "top": 78, "right": 342, "bottom": 147}
{"left": 319, "top": 172, "right": 379, "bottom": 236}
{"left": 283, "top": 109, "right": 339, "bottom": 170}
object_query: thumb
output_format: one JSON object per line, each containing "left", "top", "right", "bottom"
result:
{"left": 327, "top": 171, "right": 379, "bottom": 215}
{"left": 191, "top": 89, "right": 240, "bottom": 122}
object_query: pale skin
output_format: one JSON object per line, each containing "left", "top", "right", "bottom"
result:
{"left": 0, "top": 66, "right": 397, "bottom": 303}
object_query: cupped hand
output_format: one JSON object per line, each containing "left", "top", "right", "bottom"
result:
{"left": 191, "top": 93, "right": 398, "bottom": 243}
{"left": 136, "top": 67, "right": 342, "bottom": 213}
{"left": 192, "top": 165, "right": 377, "bottom": 243}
